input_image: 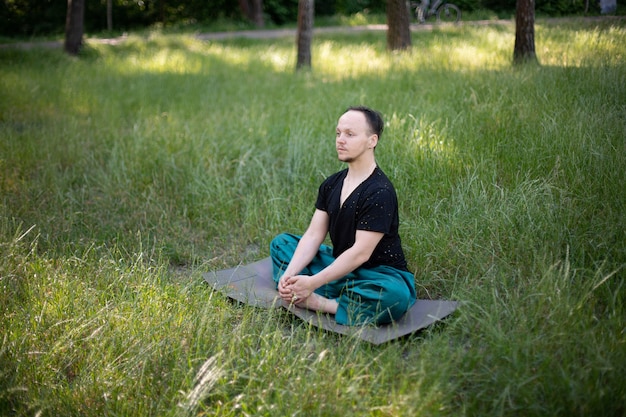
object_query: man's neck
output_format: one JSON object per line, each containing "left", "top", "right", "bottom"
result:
{"left": 346, "top": 158, "right": 377, "bottom": 181}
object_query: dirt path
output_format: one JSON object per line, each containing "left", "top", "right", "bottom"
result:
{"left": 1, "top": 16, "right": 624, "bottom": 50}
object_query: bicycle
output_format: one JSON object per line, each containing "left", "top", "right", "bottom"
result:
{"left": 411, "top": 0, "right": 461, "bottom": 24}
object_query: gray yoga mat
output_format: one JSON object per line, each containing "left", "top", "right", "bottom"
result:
{"left": 203, "top": 257, "right": 458, "bottom": 344}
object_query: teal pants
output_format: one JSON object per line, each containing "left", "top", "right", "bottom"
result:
{"left": 270, "top": 233, "right": 416, "bottom": 326}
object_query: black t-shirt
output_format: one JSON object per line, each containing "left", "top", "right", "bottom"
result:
{"left": 315, "top": 167, "right": 409, "bottom": 271}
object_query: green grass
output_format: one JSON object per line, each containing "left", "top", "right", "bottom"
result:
{"left": 1, "top": 18, "right": 625, "bottom": 416}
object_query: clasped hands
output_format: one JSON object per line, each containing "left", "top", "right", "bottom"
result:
{"left": 278, "top": 275, "right": 314, "bottom": 305}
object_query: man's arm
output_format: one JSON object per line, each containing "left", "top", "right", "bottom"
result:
{"left": 283, "top": 229, "right": 384, "bottom": 301}
{"left": 279, "top": 209, "right": 329, "bottom": 280}
{"left": 309, "top": 229, "right": 383, "bottom": 287}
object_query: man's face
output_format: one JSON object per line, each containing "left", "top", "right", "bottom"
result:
{"left": 335, "top": 111, "right": 377, "bottom": 163}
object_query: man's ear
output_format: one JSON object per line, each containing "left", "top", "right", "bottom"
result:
{"left": 369, "top": 134, "right": 379, "bottom": 149}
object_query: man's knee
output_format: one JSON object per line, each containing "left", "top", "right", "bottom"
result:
{"left": 270, "top": 234, "right": 298, "bottom": 263}
{"left": 341, "top": 284, "right": 412, "bottom": 325}
{"left": 270, "top": 233, "right": 299, "bottom": 252}
{"left": 378, "top": 285, "right": 413, "bottom": 321}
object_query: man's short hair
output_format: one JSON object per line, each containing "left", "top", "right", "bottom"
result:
{"left": 346, "top": 106, "right": 384, "bottom": 138}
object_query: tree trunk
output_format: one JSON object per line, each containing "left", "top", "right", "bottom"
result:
{"left": 386, "top": 0, "right": 411, "bottom": 51}
{"left": 513, "top": 0, "right": 538, "bottom": 65}
{"left": 64, "top": 0, "right": 85, "bottom": 55}
{"left": 239, "top": 0, "right": 265, "bottom": 27}
{"left": 251, "top": 0, "right": 264, "bottom": 27}
{"left": 239, "top": 0, "right": 252, "bottom": 20}
{"left": 107, "top": 0, "right": 113, "bottom": 31}
{"left": 296, "top": 0, "right": 314, "bottom": 71}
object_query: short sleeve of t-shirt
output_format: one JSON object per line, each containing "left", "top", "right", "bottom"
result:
{"left": 315, "top": 170, "right": 345, "bottom": 214}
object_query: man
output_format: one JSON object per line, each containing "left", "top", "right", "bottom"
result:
{"left": 270, "top": 106, "right": 416, "bottom": 326}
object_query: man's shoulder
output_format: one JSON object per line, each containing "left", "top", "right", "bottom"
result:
{"left": 355, "top": 169, "right": 396, "bottom": 203}
{"left": 320, "top": 169, "right": 347, "bottom": 187}
{"left": 366, "top": 167, "right": 397, "bottom": 191}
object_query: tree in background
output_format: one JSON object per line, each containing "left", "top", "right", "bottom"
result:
{"left": 107, "top": 0, "right": 113, "bottom": 31}
{"left": 240, "top": 0, "right": 265, "bottom": 27}
{"left": 296, "top": 0, "right": 314, "bottom": 70}
{"left": 64, "top": 0, "right": 85, "bottom": 55}
{"left": 513, "top": 0, "right": 538, "bottom": 64}
{"left": 386, "top": 0, "right": 411, "bottom": 51}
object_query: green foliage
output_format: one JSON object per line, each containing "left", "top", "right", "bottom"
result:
{"left": 1, "top": 0, "right": 64, "bottom": 35}
{"left": 264, "top": 0, "right": 300, "bottom": 25}
{"left": 1, "top": 19, "right": 625, "bottom": 416}
{"left": 536, "top": 0, "right": 590, "bottom": 15}
{"left": 2, "top": 0, "right": 251, "bottom": 36}
{"left": 479, "top": 0, "right": 592, "bottom": 14}
{"left": 334, "top": 0, "right": 386, "bottom": 14}
{"left": 0, "top": 0, "right": 608, "bottom": 37}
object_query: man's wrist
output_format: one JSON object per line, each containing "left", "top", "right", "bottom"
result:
{"left": 309, "top": 273, "right": 326, "bottom": 290}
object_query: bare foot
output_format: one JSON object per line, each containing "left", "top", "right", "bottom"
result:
{"left": 295, "top": 292, "right": 338, "bottom": 315}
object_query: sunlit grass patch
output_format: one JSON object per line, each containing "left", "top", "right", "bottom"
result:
{"left": 538, "top": 21, "right": 626, "bottom": 66}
